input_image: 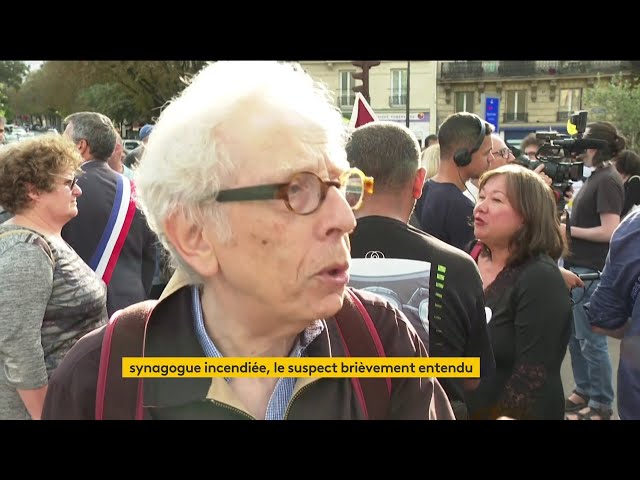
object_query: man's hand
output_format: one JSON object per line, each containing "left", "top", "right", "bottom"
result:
{"left": 534, "top": 163, "right": 553, "bottom": 186}
{"left": 592, "top": 322, "right": 629, "bottom": 339}
{"left": 559, "top": 267, "right": 584, "bottom": 290}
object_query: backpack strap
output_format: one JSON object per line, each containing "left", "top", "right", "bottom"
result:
{"left": 96, "top": 300, "right": 157, "bottom": 420}
{"left": 0, "top": 229, "right": 54, "bottom": 266}
{"left": 96, "top": 290, "right": 391, "bottom": 420}
{"left": 334, "top": 287, "right": 391, "bottom": 420}
{"left": 470, "top": 240, "right": 482, "bottom": 262}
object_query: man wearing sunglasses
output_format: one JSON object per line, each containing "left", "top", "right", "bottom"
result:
{"left": 43, "top": 61, "right": 454, "bottom": 420}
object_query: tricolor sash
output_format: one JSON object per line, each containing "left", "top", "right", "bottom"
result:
{"left": 89, "top": 174, "right": 137, "bottom": 285}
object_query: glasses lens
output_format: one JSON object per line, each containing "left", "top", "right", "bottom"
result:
{"left": 343, "top": 171, "right": 364, "bottom": 209}
{"left": 287, "top": 172, "right": 322, "bottom": 214}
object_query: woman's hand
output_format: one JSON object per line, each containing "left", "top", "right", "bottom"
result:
{"left": 559, "top": 267, "right": 584, "bottom": 290}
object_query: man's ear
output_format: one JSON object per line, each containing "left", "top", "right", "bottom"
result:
{"left": 77, "top": 139, "right": 89, "bottom": 158}
{"left": 413, "top": 167, "right": 427, "bottom": 199}
{"left": 164, "top": 211, "right": 219, "bottom": 278}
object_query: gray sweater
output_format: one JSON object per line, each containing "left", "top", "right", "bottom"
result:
{"left": 0, "top": 226, "right": 107, "bottom": 419}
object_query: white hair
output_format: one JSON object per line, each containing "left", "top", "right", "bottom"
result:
{"left": 134, "top": 61, "right": 348, "bottom": 276}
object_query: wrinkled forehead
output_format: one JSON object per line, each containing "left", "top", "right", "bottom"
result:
{"left": 220, "top": 109, "right": 347, "bottom": 183}
{"left": 491, "top": 135, "right": 507, "bottom": 150}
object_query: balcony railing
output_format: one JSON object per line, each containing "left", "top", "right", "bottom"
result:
{"left": 440, "top": 61, "right": 632, "bottom": 81}
{"left": 338, "top": 94, "right": 355, "bottom": 107}
{"left": 389, "top": 94, "right": 407, "bottom": 106}
{"left": 504, "top": 112, "right": 528, "bottom": 123}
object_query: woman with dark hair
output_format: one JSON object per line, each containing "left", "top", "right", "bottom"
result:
{"left": 563, "top": 121, "right": 625, "bottom": 420}
{"left": 614, "top": 149, "right": 640, "bottom": 218}
{"left": 466, "top": 164, "right": 572, "bottom": 420}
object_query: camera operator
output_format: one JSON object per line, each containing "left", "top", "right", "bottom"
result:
{"left": 563, "top": 121, "right": 625, "bottom": 421}
{"left": 520, "top": 133, "right": 544, "bottom": 161}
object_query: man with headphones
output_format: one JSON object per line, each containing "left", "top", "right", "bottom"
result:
{"left": 417, "top": 112, "right": 494, "bottom": 251}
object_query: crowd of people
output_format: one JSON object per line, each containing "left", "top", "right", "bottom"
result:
{"left": 0, "top": 61, "right": 638, "bottom": 420}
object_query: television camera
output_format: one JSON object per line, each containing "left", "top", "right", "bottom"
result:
{"left": 514, "top": 111, "right": 607, "bottom": 207}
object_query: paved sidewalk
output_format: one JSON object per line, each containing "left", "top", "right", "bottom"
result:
{"left": 561, "top": 336, "right": 620, "bottom": 420}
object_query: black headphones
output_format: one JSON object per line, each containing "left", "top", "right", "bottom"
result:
{"left": 453, "top": 114, "right": 487, "bottom": 168}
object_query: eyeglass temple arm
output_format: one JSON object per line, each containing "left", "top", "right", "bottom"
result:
{"left": 364, "top": 177, "right": 374, "bottom": 194}
{"left": 216, "top": 184, "right": 283, "bottom": 202}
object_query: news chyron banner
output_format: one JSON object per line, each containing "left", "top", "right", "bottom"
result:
{"left": 123, "top": 357, "right": 480, "bottom": 378}
{"left": 122, "top": 257, "right": 481, "bottom": 380}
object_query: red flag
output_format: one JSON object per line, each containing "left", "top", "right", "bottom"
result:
{"left": 349, "top": 92, "right": 378, "bottom": 129}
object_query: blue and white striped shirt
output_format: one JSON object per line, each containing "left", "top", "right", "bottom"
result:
{"left": 191, "top": 285, "right": 324, "bottom": 419}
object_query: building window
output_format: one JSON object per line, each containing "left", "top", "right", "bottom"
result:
{"left": 390, "top": 69, "right": 407, "bottom": 106}
{"left": 339, "top": 71, "right": 355, "bottom": 107}
{"left": 505, "top": 90, "right": 527, "bottom": 122}
{"left": 482, "top": 61, "right": 498, "bottom": 73}
{"left": 558, "top": 88, "right": 582, "bottom": 121}
{"left": 455, "top": 91, "right": 474, "bottom": 113}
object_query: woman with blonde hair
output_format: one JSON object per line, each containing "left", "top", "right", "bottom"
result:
{"left": 421, "top": 143, "right": 440, "bottom": 179}
{"left": 410, "top": 144, "right": 441, "bottom": 229}
{"left": 466, "top": 164, "right": 572, "bottom": 419}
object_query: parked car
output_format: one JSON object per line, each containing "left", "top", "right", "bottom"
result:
{"left": 123, "top": 139, "right": 141, "bottom": 154}
{"left": 4, "top": 126, "right": 33, "bottom": 143}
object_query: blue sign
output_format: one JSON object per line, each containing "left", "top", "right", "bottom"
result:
{"left": 485, "top": 97, "right": 500, "bottom": 133}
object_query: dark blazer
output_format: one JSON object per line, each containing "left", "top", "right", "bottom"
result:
{"left": 62, "top": 160, "right": 157, "bottom": 317}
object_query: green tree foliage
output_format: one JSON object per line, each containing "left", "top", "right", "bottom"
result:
{"left": 0, "top": 61, "right": 29, "bottom": 89}
{"left": 0, "top": 61, "right": 29, "bottom": 113}
{"left": 6, "top": 61, "right": 209, "bottom": 126}
{"left": 584, "top": 74, "right": 640, "bottom": 151}
{"left": 78, "top": 83, "right": 137, "bottom": 124}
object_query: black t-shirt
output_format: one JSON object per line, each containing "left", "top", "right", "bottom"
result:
{"left": 349, "top": 216, "right": 495, "bottom": 417}
{"left": 418, "top": 180, "right": 475, "bottom": 251}
{"left": 566, "top": 164, "right": 624, "bottom": 270}
{"left": 465, "top": 255, "right": 572, "bottom": 420}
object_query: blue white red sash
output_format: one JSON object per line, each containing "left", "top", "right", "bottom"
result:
{"left": 89, "top": 174, "right": 137, "bottom": 285}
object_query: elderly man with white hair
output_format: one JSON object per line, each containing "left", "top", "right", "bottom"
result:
{"left": 42, "top": 61, "right": 454, "bottom": 420}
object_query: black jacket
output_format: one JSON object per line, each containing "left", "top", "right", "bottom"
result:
{"left": 61, "top": 160, "right": 157, "bottom": 316}
{"left": 42, "top": 270, "right": 455, "bottom": 420}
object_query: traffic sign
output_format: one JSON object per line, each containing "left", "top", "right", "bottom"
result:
{"left": 485, "top": 97, "right": 500, "bottom": 133}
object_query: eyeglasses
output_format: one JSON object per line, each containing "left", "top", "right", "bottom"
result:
{"left": 491, "top": 147, "right": 513, "bottom": 160}
{"left": 216, "top": 167, "right": 374, "bottom": 215}
{"left": 525, "top": 151, "right": 538, "bottom": 159}
{"left": 50, "top": 173, "right": 78, "bottom": 190}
